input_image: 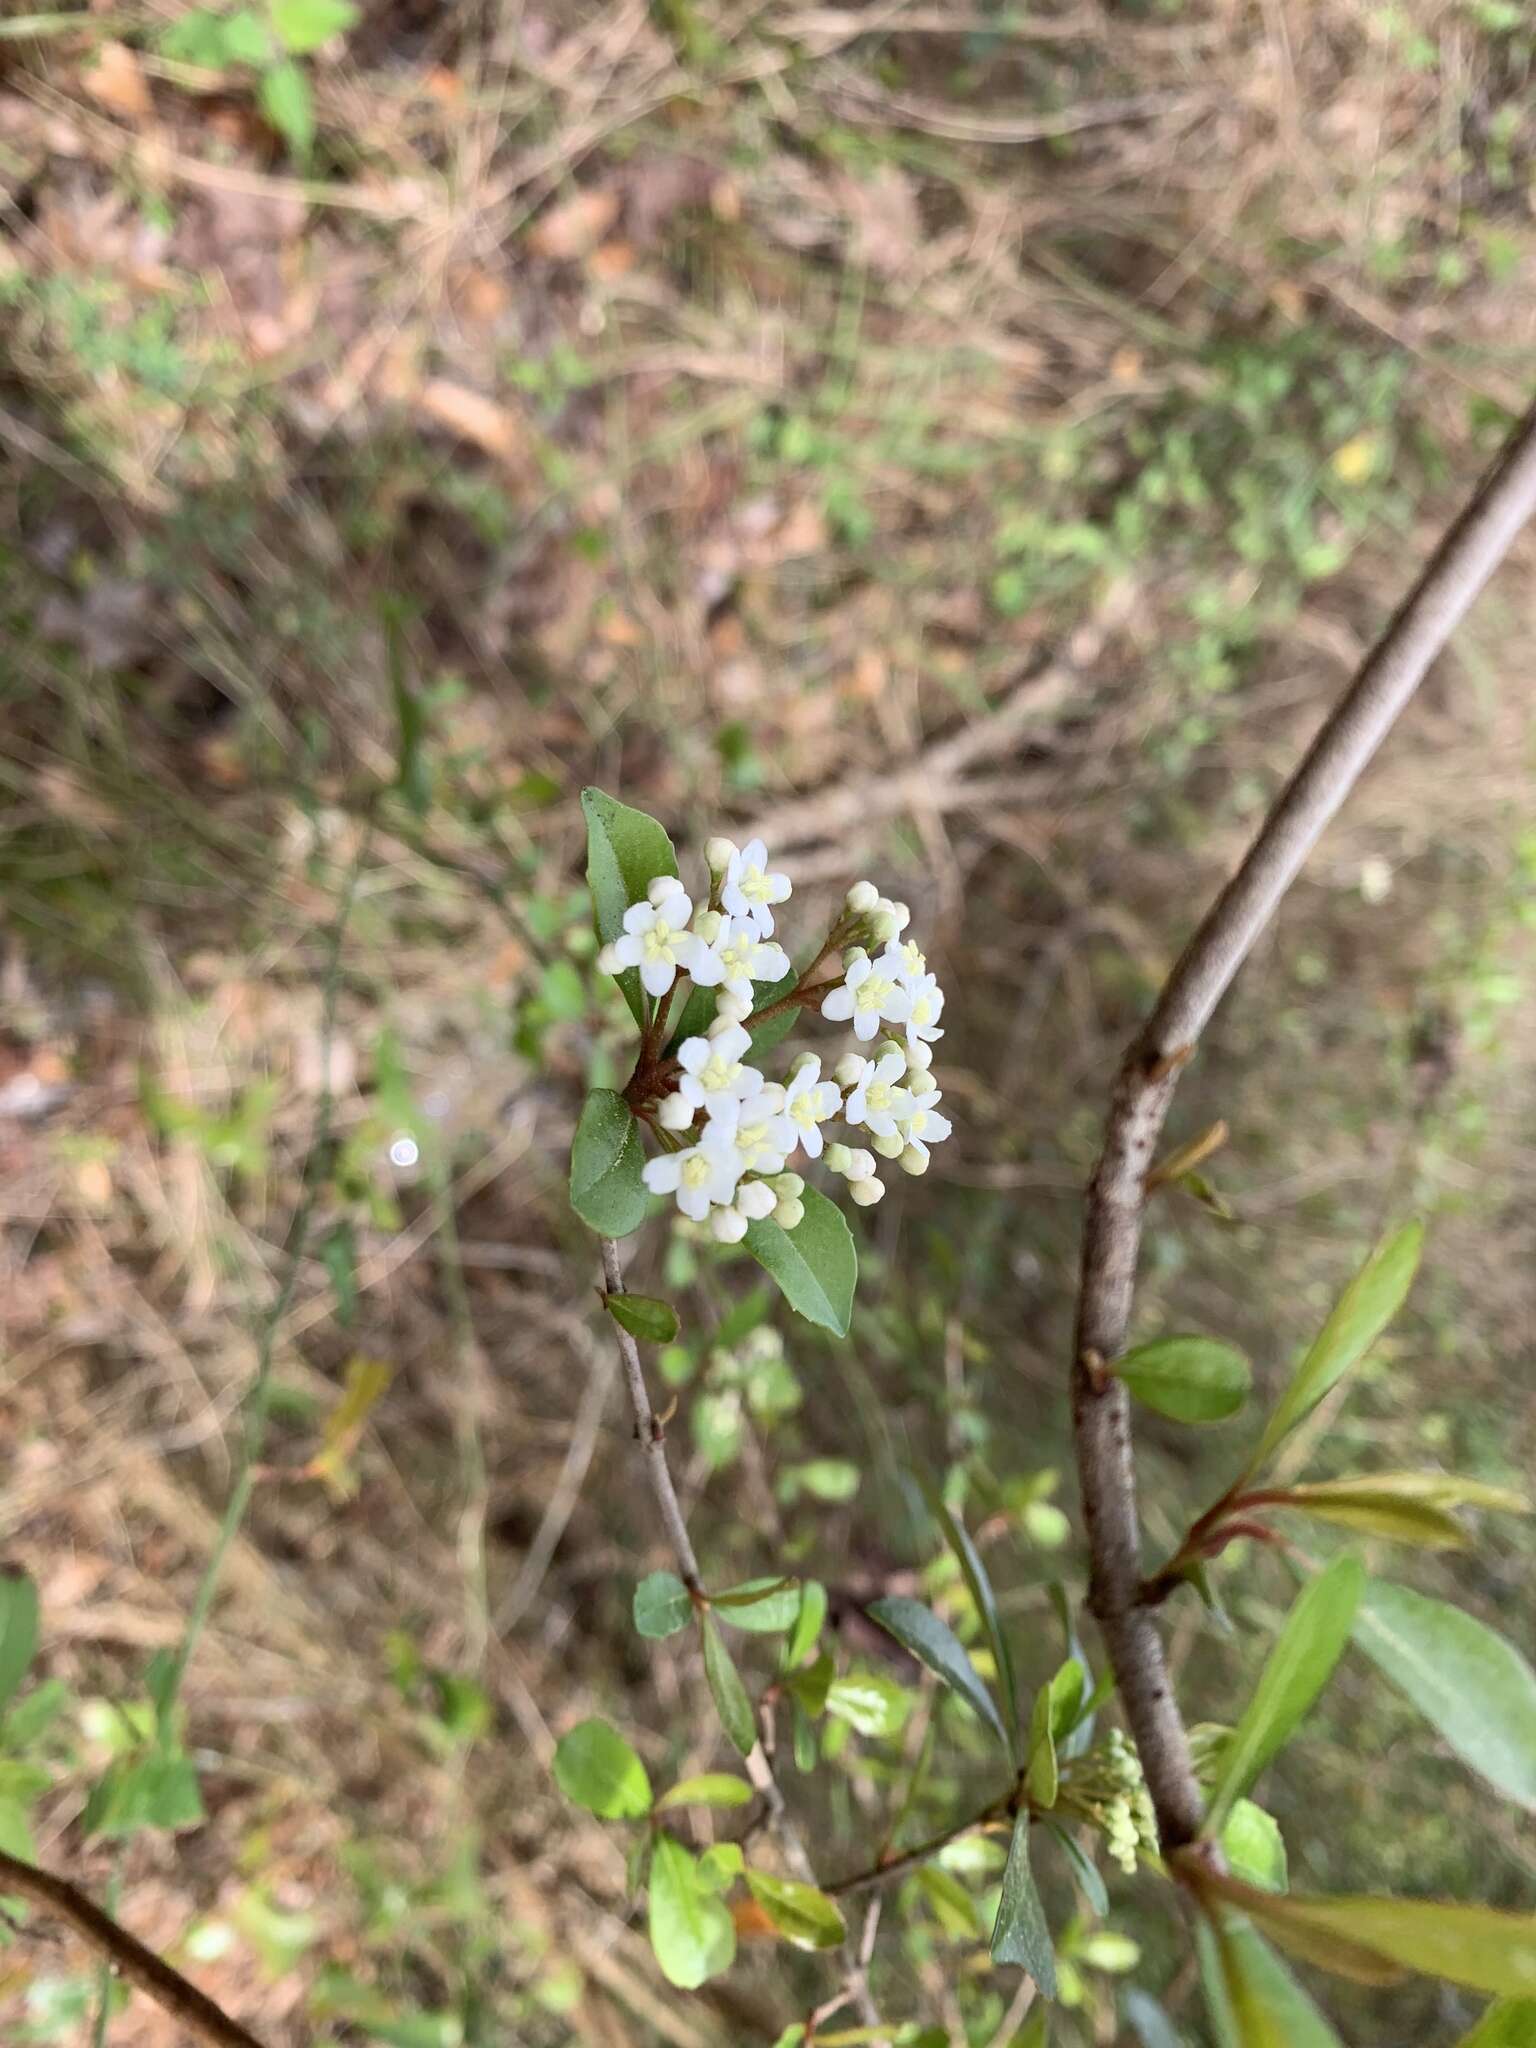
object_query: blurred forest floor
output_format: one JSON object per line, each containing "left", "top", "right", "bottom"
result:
{"left": 1, "top": 1, "right": 1535, "bottom": 2043}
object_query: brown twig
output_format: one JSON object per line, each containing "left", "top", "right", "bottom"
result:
{"left": 1071, "top": 394, "right": 1536, "bottom": 1855}
{"left": 0, "top": 1848, "right": 265, "bottom": 2048}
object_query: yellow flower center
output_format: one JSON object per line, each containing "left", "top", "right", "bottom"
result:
{"left": 792, "top": 1095, "right": 819, "bottom": 1127}
{"left": 855, "top": 973, "right": 894, "bottom": 1013}
{"left": 700, "top": 1054, "right": 735, "bottom": 1092}
{"left": 908, "top": 1110, "right": 928, "bottom": 1138}
{"left": 644, "top": 921, "right": 675, "bottom": 960}
{"left": 741, "top": 866, "right": 772, "bottom": 903}
{"left": 867, "top": 1080, "right": 893, "bottom": 1113}
{"left": 682, "top": 1155, "right": 712, "bottom": 1188}
{"left": 910, "top": 995, "right": 933, "bottom": 1027}
{"left": 900, "top": 942, "right": 925, "bottom": 975}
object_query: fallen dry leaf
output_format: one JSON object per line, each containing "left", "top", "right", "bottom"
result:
{"left": 528, "top": 187, "right": 621, "bottom": 261}
{"left": 416, "top": 378, "right": 526, "bottom": 467}
{"left": 82, "top": 40, "right": 152, "bottom": 122}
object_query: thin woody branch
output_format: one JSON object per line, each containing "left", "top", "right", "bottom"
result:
{"left": 1071, "top": 395, "right": 1536, "bottom": 1855}
{"left": 0, "top": 1847, "right": 265, "bottom": 2048}
{"left": 598, "top": 1237, "right": 817, "bottom": 1886}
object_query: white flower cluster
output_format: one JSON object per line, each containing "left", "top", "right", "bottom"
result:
{"left": 597, "top": 837, "right": 953, "bottom": 1239}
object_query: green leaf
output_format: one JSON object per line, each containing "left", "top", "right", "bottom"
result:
{"left": 1123, "top": 1987, "right": 1188, "bottom": 2048}
{"left": 658, "top": 1774, "right": 753, "bottom": 1812}
{"left": 931, "top": 1495, "right": 1019, "bottom": 1761}
{"left": 1207, "top": 1912, "right": 1346, "bottom": 2048}
{"left": 1025, "top": 1714, "right": 1057, "bottom": 1809}
{"left": 1206, "top": 1554, "right": 1364, "bottom": 1832}
{"left": 917, "top": 1864, "right": 984, "bottom": 1939}
{"left": 553, "top": 1719, "right": 652, "bottom": 1819}
{"left": 781, "top": 1457, "right": 861, "bottom": 1503}
{"left": 4, "top": 1677, "right": 67, "bottom": 1748}
{"left": 82, "top": 1752, "right": 204, "bottom": 1838}
{"left": 382, "top": 596, "right": 429, "bottom": 817}
{"left": 258, "top": 56, "right": 313, "bottom": 154}
{"left": 1454, "top": 2001, "right": 1536, "bottom": 2048}
{"left": 991, "top": 1814, "right": 1056, "bottom": 1996}
{"left": 633, "top": 1570, "right": 694, "bottom": 1640}
{"left": 648, "top": 1835, "right": 735, "bottom": 1988}
{"left": 746, "top": 1872, "right": 847, "bottom": 1951}
{"left": 161, "top": 8, "right": 249, "bottom": 64}
{"left": 744, "top": 1187, "right": 856, "bottom": 1336}
{"left": 222, "top": 8, "right": 277, "bottom": 62}
{"left": 697, "top": 1841, "right": 745, "bottom": 1892}
{"left": 1222, "top": 1801, "right": 1288, "bottom": 1893}
{"left": 825, "top": 1670, "right": 912, "bottom": 1739}
{"left": 1250, "top": 1892, "right": 1536, "bottom": 1997}
{"left": 0, "top": 1574, "right": 39, "bottom": 1715}
{"left": 785, "top": 1581, "right": 827, "bottom": 1668}
{"left": 746, "top": 969, "right": 801, "bottom": 1059}
{"left": 1249, "top": 1222, "right": 1423, "bottom": 1471}
{"left": 1044, "top": 1821, "right": 1108, "bottom": 1918}
{"left": 865, "top": 1596, "right": 1008, "bottom": 1747}
{"left": 604, "top": 1292, "right": 679, "bottom": 1344}
{"left": 1115, "top": 1336, "right": 1250, "bottom": 1424}
{"left": 570, "top": 1089, "right": 649, "bottom": 1237}
{"left": 711, "top": 1577, "right": 801, "bottom": 1633}
{"left": 1272, "top": 1472, "right": 1528, "bottom": 1550}
{"left": 702, "top": 1612, "right": 756, "bottom": 1756}
{"left": 269, "top": 0, "right": 357, "bottom": 53}
{"left": 0, "top": 1796, "right": 36, "bottom": 1864}
{"left": 1352, "top": 1579, "right": 1536, "bottom": 1811}
{"left": 581, "top": 788, "right": 678, "bottom": 1028}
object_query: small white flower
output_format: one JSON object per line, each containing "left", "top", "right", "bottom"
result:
{"left": 657, "top": 1091, "right": 695, "bottom": 1131}
{"left": 890, "top": 936, "right": 927, "bottom": 980}
{"left": 782, "top": 1055, "right": 841, "bottom": 1160}
{"left": 842, "top": 1048, "right": 912, "bottom": 1138}
{"left": 720, "top": 837, "right": 792, "bottom": 935}
{"left": 676, "top": 1025, "right": 763, "bottom": 1119}
{"left": 711, "top": 1207, "right": 750, "bottom": 1243}
{"left": 734, "top": 1179, "right": 777, "bottom": 1222}
{"left": 892, "top": 962, "right": 944, "bottom": 1046}
{"left": 717, "top": 918, "right": 791, "bottom": 1002}
{"left": 821, "top": 953, "right": 910, "bottom": 1042}
{"left": 732, "top": 1084, "right": 796, "bottom": 1176}
{"left": 609, "top": 886, "right": 722, "bottom": 1000}
{"left": 897, "top": 1081, "right": 953, "bottom": 1167}
{"left": 642, "top": 1123, "right": 743, "bottom": 1220}
{"left": 849, "top": 1174, "right": 885, "bottom": 1207}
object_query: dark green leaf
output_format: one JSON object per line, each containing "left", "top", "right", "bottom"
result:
{"left": 553, "top": 1719, "right": 652, "bottom": 1818}
{"left": 270, "top": 0, "right": 357, "bottom": 52}
{"left": 991, "top": 1814, "right": 1056, "bottom": 1996}
{"left": 744, "top": 1187, "right": 856, "bottom": 1336}
{"left": 581, "top": 788, "right": 678, "bottom": 1027}
{"left": 570, "top": 1089, "right": 649, "bottom": 1237}
{"left": 319, "top": 1222, "right": 358, "bottom": 1326}
{"left": 648, "top": 1835, "right": 735, "bottom": 1988}
{"left": 1206, "top": 1554, "right": 1364, "bottom": 1831}
{"left": 633, "top": 1570, "right": 693, "bottom": 1639}
{"left": 1045, "top": 1821, "right": 1107, "bottom": 1918}
{"left": 82, "top": 1752, "right": 204, "bottom": 1838}
{"left": 785, "top": 1580, "right": 827, "bottom": 1668}
{"left": 931, "top": 1496, "right": 1019, "bottom": 1761}
{"left": 1115, "top": 1336, "right": 1250, "bottom": 1424}
{"left": 604, "top": 1292, "right": 679, "bottom": 1344}
{"left": 1222, "top": 1801, "right": 1288, "bottom": 1893}
{"left": 0, "top": 1574, "right": 38, "bottom": 1715}
{"left": 711, "top": 1577, "right": 800, "bottom": 1633}
{"left": 746, "top": 1872, "right": 847, "bottom": 1951}
{"left": 258, "top": 56, "right": 313, "bottom": 154}
{"left": 658, "top": 1774, "right": 753, "bottom": 1812}
{"left": 866, "top": 1595, "right": 1008, "bottom": 1748}
{"left": 1352, "top": 1579, "right": 1536, "bottom": 1811}
{"left": 4, "top": 1678, "right": 67, "bottom": 1748}
{"left": 747, "top": 970, "right": 801, "bottom": 1059}
{"left": 702, "top": 1612, "right": 756, "bottom": 1755}
{"left": 1249, "top": 1222, "right": 1423, "bottom": 1471}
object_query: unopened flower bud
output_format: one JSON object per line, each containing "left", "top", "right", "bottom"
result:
{"left": 711, "top": 1207, "right": 749, "bottom": 1244}
{"left": 845, "top": 879, "right": 879, "bottom": 914}
{"left": 841, "top": 945, "right": 869, "bottom": 970}
{"left": 692, "top": 908, "right": 723, "bottom": 945}
{"left": 825, "top": 1143, "right": 854, "bottom": 1175}
{"left": 873, "top": 1130, "right": 904, "bottom": 1160}
{"left": 597, "top": 942, "right": 624, "bottom": 976}
{"left": 834, "top": 1053, "right": 865, "bottom": 1089}
{"left": 906, "top": 1038, "right": 934, "bottom": 1071}
{"left": 705, "top": 836, "right": 738, "bottom": 874}
{"left": 773, "top": 1195, "right": 805, "bottom": 1229}
{"left": 771, "top": 1172, "right": 804, "bottom": 1198}
{"left": 789, "top": 1049, "right": 818, "bottom": 1077}
{"left": 735, "top": 1179, "right": 776, "bottom": 1221}
{"left": 899, "top": 1144, "right": 928, "bottom": 1176}
{"left": 648, "top": 875, "right": 679, "bottom": 906}
{"left": 657, "top": 1092, "right": 694, "bottom": 1131}
{"left": 843, "top": 1148, "right": 876, "bottom": 1183}
{"left": 711, "top": 992, "right": 751, "bottom": 1030}
{"left": 849, "top": 1174, "right": 885, "bottom": 1207}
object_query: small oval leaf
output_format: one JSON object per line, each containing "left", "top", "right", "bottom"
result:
{"left": 991, "top": 1814, "right": 1056, "bottom": 1996}
{"left": 604, "top": 1292, "right": 680, "bottom": 1344}
{"left": 0, "top": 1574, "right": 39, "bottom": 1716}
{"left": 571, "top": 1090, "right": 649, "bottom": 1237}
{"left": 633, "top": 1571, "right": 694, "bottom": 1640}
{"left": 649, "top": 1834, "right": 736, "bottom": 1988}
{"left": 1115, "top": 1336, "right": 1251, "bottom": 1424}
{"left": 702, "top": 1612, "right": 757, "bottom": 1756}
{"left": 784, "top": 1580, "right": 828, "bottom": 1669}
{"left": 710, "top": 1577, "right": 801, "bottom": 1633}
{"left": 658, "top": 1774, "right": 754, "bottom": 1812}
{"left": 745, "top": 1872, "right": 847, "bottom": 1951}
{"left": 866, "top": 1595, "right": 1008, "bottom": 1747}
{"left": 744, "top": 1187, "right": 856, "bottom": 1336}
{"left": 553, "top": 1718, "right": 653, "bottom": 1819}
